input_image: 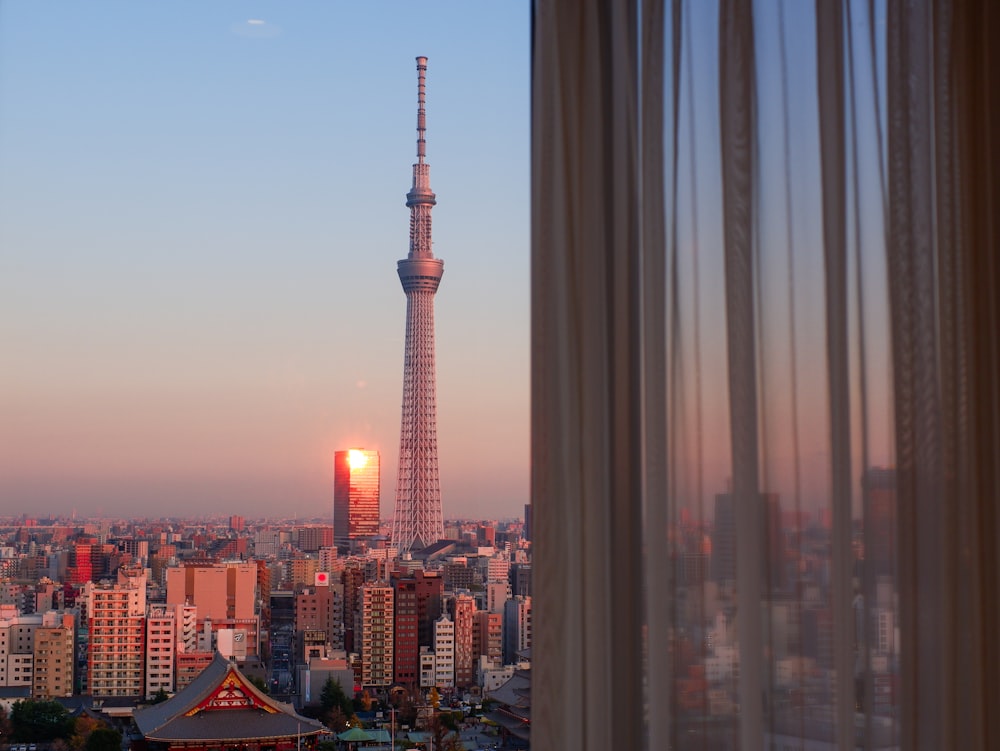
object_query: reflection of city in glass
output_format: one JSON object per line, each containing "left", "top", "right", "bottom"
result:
{"left": 333, "top": 449, "right": 380, "bottom": 546}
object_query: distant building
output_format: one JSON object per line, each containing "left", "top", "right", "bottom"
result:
{"left": 334, "top": 449, "right": 381, "bottom": 547}
{"left": 297, "top": 526, "right": 334, "bottom": 553}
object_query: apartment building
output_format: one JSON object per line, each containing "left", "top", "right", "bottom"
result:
{"left": 84, "top": 568, "right": 146, "bottom": 697}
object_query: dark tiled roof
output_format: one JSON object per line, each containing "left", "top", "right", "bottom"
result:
{"left": 138, "top": 708, "right": 325, "bottom": 742}
{"left": 133, "top": 652, "right": 325, "bottom": 741}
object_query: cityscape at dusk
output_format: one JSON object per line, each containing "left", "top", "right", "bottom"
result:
{"left": 0, "top": 3, "right": 529, "bottom": 520}
{"left": 0, "top": 2, "right": 990, "bottom": 750}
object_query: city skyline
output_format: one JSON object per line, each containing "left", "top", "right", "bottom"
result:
{"left": 0, "top": 4, "right": 530, "bottom": 520}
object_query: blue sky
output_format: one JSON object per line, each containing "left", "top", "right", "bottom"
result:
{"left": 0, "top": 2, "right": 530, "bottom": 520}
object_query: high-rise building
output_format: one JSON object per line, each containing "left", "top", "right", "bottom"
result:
{"left": 166, "top": 561, "right": 257, "bottom": 621}
{"left": 32, "top": 611, "right": 75, "bottom": 699}
{"left": 472, "top": 610, "right": 503, "bottom": 669}
{"left": 449, "top": 593, "right": 475, "bottom": 688}
{"left": 360, "top": 583, "right": 394, "bottom": 688}
{"left": 392, "top": 56, "right": 445, "bottom": 552}
{"left": 295, "top": 580, "right": 345, "bottom": 653}
{"left": 433, "top": 613, "right": 455, "bottom": 689}
{"left": 503, "top": 595, "right": 532, "bottom": 665}
{"left": 146, "top": 605, "right": 178, "bottom": 699}
{"left": 298, "top": 526, "right": 334, "bottom": 553}
{"left": 394, "top": 576, "right": 420, "bottom": 687}
{"left": 84, "top": 568, "right": 146, "bottom": 697}
{"left": 333, "top": 449, "right": 380, "bottom": 547}
{"left": 165, "top": 562, "right": 259, "bottom": 659}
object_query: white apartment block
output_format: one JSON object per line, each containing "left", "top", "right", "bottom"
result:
{"left": 433, "top": 614, "right": 455, "bottom": 690}
{"left": 0, "top": 613, "right": 42, "bottom": 688}
{"left": 146, "top": 605, "right": 178, "bottom": 698}
{"left": 419, "top": 647, "right": 436, "bottom": 688}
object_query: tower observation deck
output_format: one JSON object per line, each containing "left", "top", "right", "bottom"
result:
{"left": 392, "top": 56, "right": 445, "bottom": 552}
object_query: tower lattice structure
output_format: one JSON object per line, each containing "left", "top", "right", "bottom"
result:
{"left": 392, "top": 56, "right": 445, "bottom": 552}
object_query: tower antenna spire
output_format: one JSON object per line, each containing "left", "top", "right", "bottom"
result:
{"left": 416, "top": 55, "right": 427, "bottom": 164}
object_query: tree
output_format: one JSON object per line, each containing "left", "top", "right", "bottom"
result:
{"left": 0, "top": 705, "right": 12, "bottom": 740}
{"left": 429, "top": 713, "right": 464, "bottom": 751}
{"left": 10, "top": 700, "right": 75, "bottom": 742}
{"left": 149, "top": 688, "right": 170, "bottom": 704}
{"left": 318, "top": 677, "right": 357, "bottom": 733}
{"left": 320, "top": 677, "right": 354, "bottom": 716}
{"left": 69, "top": 715, "right": 103, "bottom": 751}
{"left": 84, "top": 728, "right": 122, "bottom": 751}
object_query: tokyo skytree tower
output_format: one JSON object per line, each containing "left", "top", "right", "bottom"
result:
{"left": 392, "top": 56, "right": 445, "bottom": 552}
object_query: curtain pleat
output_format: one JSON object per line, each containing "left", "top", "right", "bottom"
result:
{"left": 717, "top": 2, "right": 764, "bottom": 747}
{"left": 814, "top": 3, "right": 855, "bottom": 749}
{"left": 531, "top": 3, "right": 644, "bottom": 751}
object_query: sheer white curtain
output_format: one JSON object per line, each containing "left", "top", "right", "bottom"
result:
{"left": 531, "top": 1, "right": 999, "bottom": 749}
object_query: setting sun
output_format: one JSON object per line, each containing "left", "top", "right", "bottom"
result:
{"left": 348, "top": 449, "right": 369, "bottom": 470}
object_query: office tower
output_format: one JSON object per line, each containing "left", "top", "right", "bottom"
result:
{"left": 503, "top": 595, "right": 532, "bottom": 665}
{"left": 298, "top": 526, "right": 334, "bottom": 553}
{"left": 392, "top": 56, "right": 445, "bottom": 552}
{"left": 68, "top": 538, "right": 97, "bottom": 584}
{"left": 510, "top": 562, "right": 532, "bottom": 597}
{"left": 333, "top": 449, "right": 380, "bottom": 547}
{"left": 360, "top": 583, "right": 394, "bottom": 688}
{"left": 84, "top": 568, "right": 146, "bottom": 697}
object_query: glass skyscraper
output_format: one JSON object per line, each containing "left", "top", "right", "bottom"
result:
{"left": 333, "top": 449, "right": 380, "bottom": 548}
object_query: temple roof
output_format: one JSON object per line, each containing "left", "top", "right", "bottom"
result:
{"left": 133, "top": 653, "right": 326, "bottom": 742}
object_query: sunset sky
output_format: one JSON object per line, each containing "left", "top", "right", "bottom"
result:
{"left": 0, "top": 3, "right": 529, "bottom": 520}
